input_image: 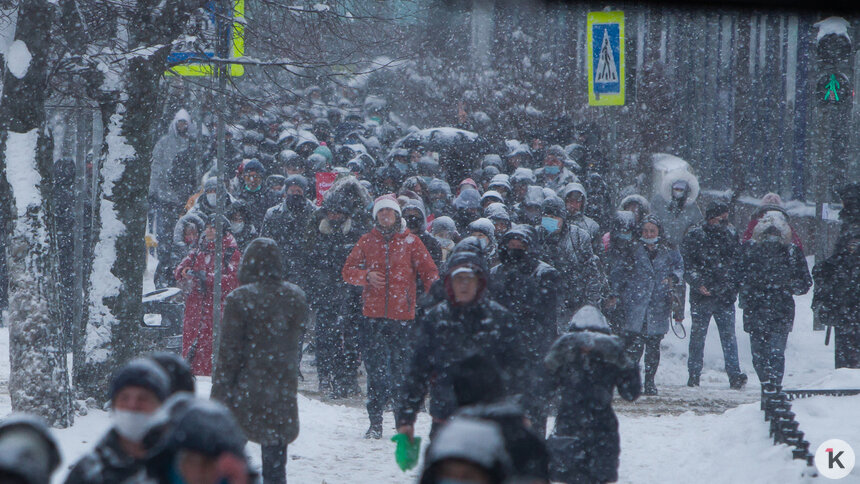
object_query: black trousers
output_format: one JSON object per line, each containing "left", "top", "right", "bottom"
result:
{"left": 359, "top": 318, "right": 413, "bottom": 426}
{"left": 315, "top": 306, "right": 360, "bottom": 394}
{"left": 261, "top": 443, "right": 287, "bottom": 484}
{"left": 835, "top": 325, "right": 860, "bottom": 369}
{"left": 622, "top": 332, "right": 663, "bottom": 383}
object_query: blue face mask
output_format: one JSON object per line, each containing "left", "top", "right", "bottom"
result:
{"left": 544, "top": 165, "right": 561, "bottom": 175}
{"left": 616, "top": 232, "right": 632, "bottom": 241}
{"left": 541, "top": 216, "right": 560, "bottom": 233}
{"left": 394, "top": 161, "right": 408, "bottom": 173}
{"left": 641, "top": 236, "right": 659, "bottom": 245}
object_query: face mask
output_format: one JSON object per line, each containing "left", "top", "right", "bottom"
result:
{"left": 206, "top": 193, "right": 217, "bottom": 206}
{"left": 112, "top": 410, "right": 154, "bottom": 443}
{"left": 230, "top": 221, "right": 244, "bottom": 233}
{"left": 544, "top": 165, "right": 561, "bottom": 175}
{"left": 541, "top": 216, "right": 560, "bottom": 233}
{"left": 641, "top": 236, "right": 659, "bottom": 245}
{"left": 431, "top": 200, "right": 447, "bottom": 212}
{"left": 764, "top": 234, "right": 782, "bottom": 243}
{"left": 285, "top": 194, "right": 305, "bottom": 209}
{"left": 404, "top": 215, "right": 424, "bottom": 232}
{"left": 394, "top": 161, "right": 408, "bottom": 173}
{"left": 672, "top": 189, "right": 686, "bottom": 200}
{"left": 720, "top": 218, "right": 729, "bottom": 227}
{"left": 616, "top": 232, "right": 632, "bottom": 241}
{"left": 504, "top": 247, "right": 528, "bottom": 263}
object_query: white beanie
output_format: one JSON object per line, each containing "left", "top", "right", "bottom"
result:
{"left": 372, "top": 194, "right": 402, "bottom": 220}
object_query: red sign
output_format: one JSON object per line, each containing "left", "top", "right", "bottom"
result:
{"left": 315, "top": 172, "right": 337, "bottom": 206}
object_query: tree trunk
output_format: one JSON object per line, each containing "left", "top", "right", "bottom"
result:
{"left": 0, "top": 0, "right": 74, "bottom": 427}
{"left": 78, "top": 0, "right": 202, "bottom": 401}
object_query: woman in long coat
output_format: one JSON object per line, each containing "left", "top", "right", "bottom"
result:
{"left": 174, "top": 215, "right": 240, "bottom": 376}
{"left": 609, "top": 215, "right": 684, "bottom": 396}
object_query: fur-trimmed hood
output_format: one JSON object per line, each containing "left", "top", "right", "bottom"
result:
{"left": 323, "top": 175, "right": 373, "bottom": 213}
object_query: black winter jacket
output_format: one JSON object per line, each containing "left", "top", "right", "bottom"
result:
{"left": 738, "top": 240, "right": 812, "bottom": 332}
{"left": 681, "top": 223, "right": 742, "bottom": 304}
{"left": 395, "top": 298, "right": 524, "bottom": 427}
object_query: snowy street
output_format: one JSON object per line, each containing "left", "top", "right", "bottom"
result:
{"left": 1, "top": 270, "right": 858, "bottom": 483}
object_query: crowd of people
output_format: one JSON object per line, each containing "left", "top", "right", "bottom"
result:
{"left": 3, "top": 86, "right": 858, "bottom": 484}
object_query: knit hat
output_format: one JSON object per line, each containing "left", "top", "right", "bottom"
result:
{"left": 110, "top": 359, "right": 170, "bottom": 403}
{"left": 705, "top": 201, "right": 730, "bottom": 221}
{"left": 243, "top": 158, "right": 265, "bottom": 175}
{"left": 284, "top": 174, "right": 309, "bottom": 192}
{"left": 372, "top": 193, "right": 402, "bottom": 220}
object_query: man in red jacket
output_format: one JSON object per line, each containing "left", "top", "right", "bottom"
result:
{"left": 343, "top": 194, "right": 439, "bottom": 439}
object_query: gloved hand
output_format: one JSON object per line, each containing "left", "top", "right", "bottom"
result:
{"left": 391, "top": 433, "right": 421, "bottom": 472}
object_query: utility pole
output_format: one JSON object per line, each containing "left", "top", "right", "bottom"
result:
{"left": 212, "top": 0, "right": 230, "bottom": 372}
{"left": 72, "top": 99, "right": 90, "bottom": 384}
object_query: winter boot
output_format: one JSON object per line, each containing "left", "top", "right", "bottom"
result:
{"left": 687, "top": 374, "right": 700, "bottom": 387}
{"left": 364, "top": 423, "right": 383, "bottom": 440}
{"left": 643, "top": 378, "right": 658, "bottom": 396}
{"left": 729, "top": 373, "right": 748, "bottom": 390}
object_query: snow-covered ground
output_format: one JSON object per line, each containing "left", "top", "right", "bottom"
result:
{"left": 1, "top": 257, "right": 859, "bottom": 483}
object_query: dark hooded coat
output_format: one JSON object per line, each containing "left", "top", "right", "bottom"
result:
{"left": 211, "top": 238, "right": 308, "bottom": 445}
{"left": 544, "top": 306, "right": 641, "bottom": 484}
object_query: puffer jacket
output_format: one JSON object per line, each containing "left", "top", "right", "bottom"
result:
{"left": 342, "top": 225, "right": 439, "bottom": 320}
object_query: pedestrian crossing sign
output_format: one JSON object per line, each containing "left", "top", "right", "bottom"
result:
{"left": 587, "top": 11, "right": 625, "bottom": 106}
{"left": 166, "top": 0, "right": 245, "bottom": 77}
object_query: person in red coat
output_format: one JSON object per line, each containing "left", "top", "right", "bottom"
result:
{"left": 342, "top": 194, "right": 439, "bottom": 439}
{"left": 175, "top": 215, "right": 241, "bottom": 376}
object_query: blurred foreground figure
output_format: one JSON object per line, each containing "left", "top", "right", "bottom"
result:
{"left": 0, "top": 414, "right": 61, "bottom": 484}
{"left": 143, "top": 395, "right": 253, "bottom": 484}
{"left": 544, "top": 306, "right": 640, "bottom": 484}
{"left": 451, "top": 354, "right": 550, "bottom": 483}
{"left": 418, "top": 418, "right": 511, "bottom": 484}
{"left": 65, "top": 359, "right": 170, "bottom": 484}
{"left": 212, "top": 238, "right": 307, "bottom": 484}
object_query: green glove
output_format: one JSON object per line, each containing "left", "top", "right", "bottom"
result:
{"left": 391, "top": 433, "right": 422, "bottom": 472}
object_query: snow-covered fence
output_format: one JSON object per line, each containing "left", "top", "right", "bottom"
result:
{"left": 761, "top": 383, "right": 816, "bottom": 467}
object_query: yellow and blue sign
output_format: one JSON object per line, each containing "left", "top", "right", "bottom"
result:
{"left": 587, "top": 11, "right": 624, "bottom": 106}
{"left": 167, "top": 0, "right": 244, "bottom": 77}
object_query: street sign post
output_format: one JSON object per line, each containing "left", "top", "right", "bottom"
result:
{"left": 587, "top": 11, "right": 625, "bottom": 106}
{"left": 166, "top": 0, "right": 245, "bottom": 77}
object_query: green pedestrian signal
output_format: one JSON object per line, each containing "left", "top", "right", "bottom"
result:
{"left": 818, "top": 72, "right": 851, "bottom": 105}
{"left": 824, "top": 74, "right": 840, "bottom": 101}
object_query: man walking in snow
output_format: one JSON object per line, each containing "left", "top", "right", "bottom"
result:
{"left": 342, "top": 194, "right": 438, "bottom": 439}
{"left": 682, "top": 201, "right": 748, "bottom": 389}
